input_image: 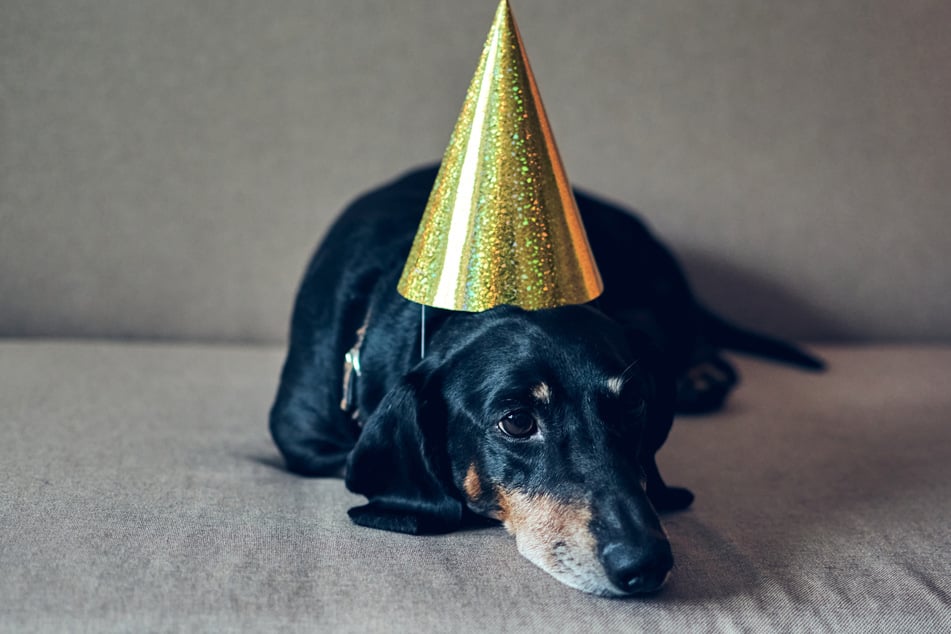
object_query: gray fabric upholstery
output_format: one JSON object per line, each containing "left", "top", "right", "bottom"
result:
{"left": 2, "top": 341, "right": 949, "bottom": 632}
{"left": 2, "top": 1, "right": 951, "bottom": 343}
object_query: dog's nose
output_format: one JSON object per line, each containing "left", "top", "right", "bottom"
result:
{"left": 600, "top": 540, "right": 673, "bottom": 594}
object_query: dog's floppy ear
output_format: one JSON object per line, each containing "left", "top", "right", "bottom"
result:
{"left": 624, "top": 329, "right": 694, "bottom": 512}
{"left": 344, "top": 368, "right": 463, "bottom": 535}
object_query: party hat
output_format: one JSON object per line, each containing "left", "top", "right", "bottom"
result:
{"left": 397, "top": 0, "right": 603, "bottom": 312}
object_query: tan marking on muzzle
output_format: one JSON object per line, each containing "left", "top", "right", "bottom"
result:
{"left": 496, "top": 489, "right": 595, "bottom": 563}
{"left": 496, "top": 488, "right": 594, "bottom": 541}
{"left": 463, "top": 463, "right": 483, "bottom": 502}
{"left": 494, "top": 487, "right": 626, "bottom": 596}
{"left": 495, "top": 487, "right": 672, "bottom": 596}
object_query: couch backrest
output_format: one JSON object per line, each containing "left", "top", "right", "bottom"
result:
{"left": 2, "top": 1, "right": 949, "bottom": 343}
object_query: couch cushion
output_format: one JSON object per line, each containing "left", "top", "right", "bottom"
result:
{"left": 1, "top": 341, "right": 949, "bottom": 631}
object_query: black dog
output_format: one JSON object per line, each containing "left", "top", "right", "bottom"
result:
{"left": 269, "top": 165, "right": 823, "bottom": 596}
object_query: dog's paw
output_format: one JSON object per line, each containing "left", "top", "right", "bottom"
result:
{"left": 648, "top": 485, "right": 694, "bottom": 513}
{"left": 676, "top": 356, "right": 738, "bottom": 414}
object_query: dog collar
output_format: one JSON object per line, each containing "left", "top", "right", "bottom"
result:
{"left": 340, "top": 310, "right": 371, "bottom": 420}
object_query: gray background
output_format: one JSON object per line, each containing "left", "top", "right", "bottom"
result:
{"left": 2, "top": 0, "right": 949, "bottom": 343}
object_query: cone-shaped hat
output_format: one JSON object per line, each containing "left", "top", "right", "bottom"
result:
{"left": 398, "top": 0, "right": 603, "bottom": 312}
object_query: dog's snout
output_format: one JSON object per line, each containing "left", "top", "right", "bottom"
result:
{"left": 599, "top": 540, "right": 673, "bottom": 594}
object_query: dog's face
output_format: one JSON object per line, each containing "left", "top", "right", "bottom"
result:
{"left": 345, "top": 305, "right": 675, "bottom": 597}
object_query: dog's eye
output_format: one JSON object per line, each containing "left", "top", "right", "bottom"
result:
{"left": 498, "top": 411, "right": 538, "bottom": 439}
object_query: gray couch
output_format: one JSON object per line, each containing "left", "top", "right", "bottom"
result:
{"left": 2, "top": 1, "right": 949, "bottom": 632}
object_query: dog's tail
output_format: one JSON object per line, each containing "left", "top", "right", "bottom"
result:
{"left": 700, "top": 306, "right": 826, "bottom": 371}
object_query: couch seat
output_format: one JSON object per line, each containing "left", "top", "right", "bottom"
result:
{"left": 1, "top": 341, "right": 949, "bottom": 632}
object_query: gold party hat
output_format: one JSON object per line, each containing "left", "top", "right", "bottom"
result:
{"left": 397, "top": 0, "right": 603, "bottom": 312}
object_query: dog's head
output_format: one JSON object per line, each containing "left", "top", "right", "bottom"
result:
{"left": 345, "top": 304, "right": 679, "bottom": 596}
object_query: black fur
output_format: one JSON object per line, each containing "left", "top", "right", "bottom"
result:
{"left": 269, "top": 165, "right": 823, "bottom": 594}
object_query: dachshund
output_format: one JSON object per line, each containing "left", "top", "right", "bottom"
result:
{"left": 269, "top": 164, "right": 823, "bottom": 596}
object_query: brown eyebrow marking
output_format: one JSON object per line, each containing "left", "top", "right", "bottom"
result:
{"left": 531, "top": 382, "right": 551, "bottom": 404}
{"left": 463, "top": 463, "right": 483, "bottom": 502}
{"left": 606, "top": 375, "right": 626, "bottom": 395}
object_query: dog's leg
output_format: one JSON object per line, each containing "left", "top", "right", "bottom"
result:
{"left": 643, "top": 455, "right": 694, "bottom": 512}
{"left": 270, "top": 351, "right": 356, "bottom": 477}
{"left": 269, "top": 270, "right": 367, "bottom": 477}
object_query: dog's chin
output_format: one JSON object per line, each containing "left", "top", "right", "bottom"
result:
{"left": 513, "top": 534, "right": 631, "bottom": 597}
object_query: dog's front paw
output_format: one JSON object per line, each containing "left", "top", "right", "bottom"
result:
{"left": 648, "top": 485, "right": 694, "bottom": 513}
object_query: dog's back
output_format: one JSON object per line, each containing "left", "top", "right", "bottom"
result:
{"left": 270, "top": 165, "right": 823, "bottom": 475}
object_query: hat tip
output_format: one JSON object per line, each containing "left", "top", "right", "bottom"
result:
{"left": 398, "top": 0, "right": 604, "bottom": 313}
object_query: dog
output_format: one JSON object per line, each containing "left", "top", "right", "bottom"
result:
{"left": 269, "top": 164, "right": 823, "bottom": 596}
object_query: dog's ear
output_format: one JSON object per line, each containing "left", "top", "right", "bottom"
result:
{"left": 344, "top": 368, "right": 464, "bottom": 535}
{"left": 624, "top": 329, "right": 694, "bottom": 512}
